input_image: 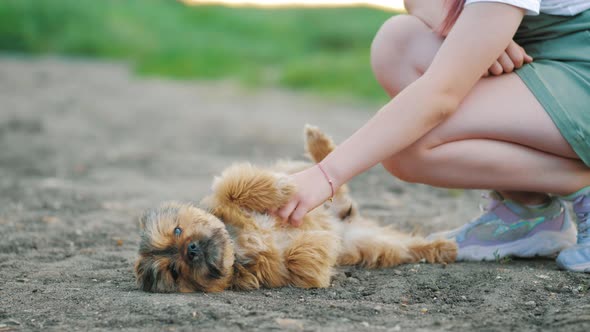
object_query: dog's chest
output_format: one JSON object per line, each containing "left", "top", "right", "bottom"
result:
{"left": 230, "top": 211, "right": 341, "bottom": 261}
{"left": 251, "top": 212, "right": 293, "bottom": 252}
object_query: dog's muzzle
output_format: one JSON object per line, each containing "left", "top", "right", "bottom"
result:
{"left": 187, "top": 242, "right": 203, "bottom": 262}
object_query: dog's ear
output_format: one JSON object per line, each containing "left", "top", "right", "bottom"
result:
{"left": 304, "top": 124, "right": 336, "bottom": 163}
{"left": 138, "top": 210, "right": 153, "bottom": 230}
{"left": 138, "top": 203, "right": 183, "bottom": 230}
{"left": 135, "top": 256, "right": 157, "bottom": 292}
{"left": 138, "top": 207, "right": 162, "bottom": 231}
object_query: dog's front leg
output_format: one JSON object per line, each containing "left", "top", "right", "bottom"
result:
{"left": 210, "top": 163, "right": 295, "bottom": 213}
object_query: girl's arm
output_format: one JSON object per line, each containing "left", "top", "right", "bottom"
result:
{"left": 404, "top": 0, "right": 447, "bottom": 29}
{"left": 405, "top": 0, "right": 532, "bottom": 76}
{"left": 278, "top": 3, "right": 526, "bottom": 225}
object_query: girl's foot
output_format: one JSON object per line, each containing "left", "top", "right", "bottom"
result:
{"left": 428, "top": 192, "right": 576, "bottom": 261}
{"left": 557, "top": 187, "right": 590, "bottom": 272}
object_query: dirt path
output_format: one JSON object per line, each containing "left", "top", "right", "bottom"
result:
{"left": 0, "top": 57, "right": 588, "bottom": 331}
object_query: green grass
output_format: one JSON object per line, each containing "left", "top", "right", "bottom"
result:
{"left": 0, "top": 0, "right": 398, "bottom": 101}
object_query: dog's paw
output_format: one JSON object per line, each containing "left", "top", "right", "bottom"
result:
{"left": 304, "top": 125, "right": 336, "bottom": 163}
{"left": 429, "top": 239, "right": 458, "bottom": 264}
{"left": 408, "top": 238, "right": 458, "bottom": 264}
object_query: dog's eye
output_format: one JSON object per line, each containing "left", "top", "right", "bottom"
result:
{"left": 174, "top": 227, "right": 182, "bottom": 237}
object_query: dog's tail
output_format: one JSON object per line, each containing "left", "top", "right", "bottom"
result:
{"left": 304, "top": 125, "right": 336, "bottom": 163}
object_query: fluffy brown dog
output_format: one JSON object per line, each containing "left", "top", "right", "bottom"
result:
{"left": 134, "top": 126, "right": 457, "bottom": 293}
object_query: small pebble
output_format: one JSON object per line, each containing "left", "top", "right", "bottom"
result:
{"left": 525, "top": 301, "right": 536, "bottom": 307}
{"left": 275, "top": 318, "right": 303, "bottom": 331}
{"left": 41, "top": 216, "right": 60, "bottom": 224}
{"left": 347, "top": 277, "right": 360, "bottom": 284}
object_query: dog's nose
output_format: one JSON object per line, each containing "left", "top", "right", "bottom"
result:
{"left": 187, "top": 242, "right": 202, "bottom": 261}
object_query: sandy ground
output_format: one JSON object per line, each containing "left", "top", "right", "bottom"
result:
{"left": 0, "top": 56, "right": 588, "bottom": 332}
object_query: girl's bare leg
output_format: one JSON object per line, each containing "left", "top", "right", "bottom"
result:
{"left": 371, "top": 15, "right": 590, "bottom": 197}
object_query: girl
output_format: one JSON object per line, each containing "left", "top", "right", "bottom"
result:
{"left": 276, "top": 0, "right": 590, "bottom": 272}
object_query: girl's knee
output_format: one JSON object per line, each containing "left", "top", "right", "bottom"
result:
{"left": 382, "top": 147, "right": 428, "bottom": 184}
{"left": 370, "top": 15, "right": 431, "bottom": 96}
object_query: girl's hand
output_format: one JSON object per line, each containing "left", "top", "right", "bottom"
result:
{"left": 484, "top": 40, "right": 533, "bottom": 77}
{"left": 275, "top": 165, "right": 334, "bottom": 227}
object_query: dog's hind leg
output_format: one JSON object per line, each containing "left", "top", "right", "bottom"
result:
{"left": 337, "top": 220, "right": 457, "bottom": 268}
{"left": 304, "top": 125, "right": 336, "bottom": 163}
{"left": 337, "top": 223, "right": 414, "bottom": 268}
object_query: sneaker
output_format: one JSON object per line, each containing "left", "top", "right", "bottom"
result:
{"left": 428, "top": 192, "right": 577, "bottom": 261}
{"left": 556, "top": 188, "right": 590, "bottom": 272}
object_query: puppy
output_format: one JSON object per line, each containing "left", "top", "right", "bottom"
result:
{"left": 134, "top": 126, "right": 457, "bottom": 292}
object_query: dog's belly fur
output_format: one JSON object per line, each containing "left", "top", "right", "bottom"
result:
{"left": 229, "top": 209, "right": 342, "bottom": 289}
{"left": 201, "top": 125, "right": 457, "bottom": 290}
{"left": 231, "top": 206, "right": 454, "bottom": 290}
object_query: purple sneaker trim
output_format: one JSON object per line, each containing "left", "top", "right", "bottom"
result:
{"left": 491, "top": 203, "right": 521, "bottom": 224}
{"left": 573, "top": 195, "right": 590, "bottom": 214}
{"left": 535, "top": 213, "right": 566, "bottom": 232}
{"left": 458, "top": 209, "right": 565, "bottom": 248}
{"left": 572, "top": 194, "right": 590, "bottom": 244}
{"left": 428, "top": 195, "right": 577, "bottom": 260}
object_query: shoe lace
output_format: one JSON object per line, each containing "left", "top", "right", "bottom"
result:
{"left": 573, "top": 195, "right": 590, "bottom": 244}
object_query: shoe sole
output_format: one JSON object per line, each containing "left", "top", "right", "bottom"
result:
{"left": 457, "top": 207, "right": 578, "bottom": 261}
{"left": 556, "top": 260, "right": 590, "bottom": 272}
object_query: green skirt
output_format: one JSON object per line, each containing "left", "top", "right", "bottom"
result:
{"left": 514, "top": 10, "right": 590, "bottom": 166}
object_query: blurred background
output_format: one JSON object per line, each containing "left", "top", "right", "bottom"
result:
{"left": 0, "top": 0, "right": 403, "bottom": 102}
